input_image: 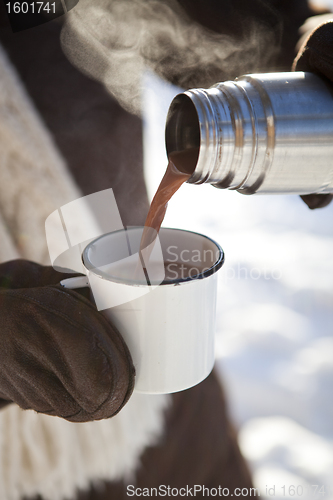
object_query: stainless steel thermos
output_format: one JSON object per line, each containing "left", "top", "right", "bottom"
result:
{"left": 165, "top": 72, "right": 333, "bottom": 195}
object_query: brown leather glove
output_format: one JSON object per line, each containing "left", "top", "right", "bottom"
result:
{"left": 293, "top": 20, "right": 333, "bottom": 209}
{"left": 0, "top": 260, "right": 135, "bottom": 422}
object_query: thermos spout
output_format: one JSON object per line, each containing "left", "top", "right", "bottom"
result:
{"left": 165, "top": 72, "right": 333, "bottom": 195}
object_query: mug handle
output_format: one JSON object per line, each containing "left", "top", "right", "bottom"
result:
{"left": 60, "top": 276, "right": 90, "bottom": 289}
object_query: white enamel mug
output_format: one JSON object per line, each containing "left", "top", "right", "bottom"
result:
{"left": 62, "top": 227, "right": 224, "bottom": 394}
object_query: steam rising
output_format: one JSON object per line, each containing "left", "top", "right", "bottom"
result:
{"left": 61, "top": 0, "right": 278, "bottom": 115}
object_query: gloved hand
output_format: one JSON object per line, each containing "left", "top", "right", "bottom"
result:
{"left": 0, "top": 259, "right": 135, "bottom": 422}
{"left": 293, "top": 19, "right": 333, "bottom": 209}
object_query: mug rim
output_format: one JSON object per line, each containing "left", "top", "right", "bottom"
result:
{"left": 82, "top": 226, "right": 224, "bottom": 286}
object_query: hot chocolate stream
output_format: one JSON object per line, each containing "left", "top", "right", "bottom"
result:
{"left": 138, "top": 147, "right": 199, "bottom": 270}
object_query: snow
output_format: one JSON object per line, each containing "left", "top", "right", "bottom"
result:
{"left": 143, "top": 71, "right": 333, "bottom": 497}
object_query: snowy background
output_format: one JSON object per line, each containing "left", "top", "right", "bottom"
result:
{"left": 143, "top": 71, "right": 333, "bottom": 499}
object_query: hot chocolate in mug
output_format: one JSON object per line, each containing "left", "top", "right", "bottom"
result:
{"left": 61, "top": 227, "right": 224, "bottom": 394}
